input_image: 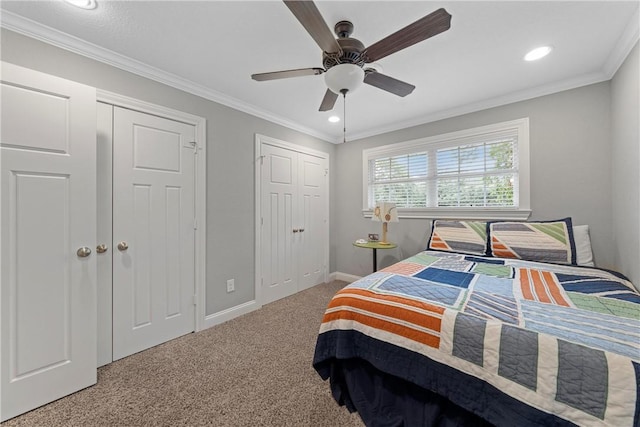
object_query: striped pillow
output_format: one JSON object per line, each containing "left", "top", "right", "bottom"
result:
{"left": 427, "top": 220, "right": 488, "bottom": 256}
{"left": 488, "top": 218, "right": 577, "bottom": 265}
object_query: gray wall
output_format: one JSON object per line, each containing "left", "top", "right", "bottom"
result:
{"left": 334, "top": 82, "right": 615, "bottom": 277}
{"left": 0, "top": 29, "right": 337, "bottom": 316}
{"left": 611, "top": 42, "right": 639, "bottom": 288}
{"left": 3, "top": 28, "right": 636, "bottom": 311}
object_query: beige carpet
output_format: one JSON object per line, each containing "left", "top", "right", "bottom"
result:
{"left": 3, "top": 281, "right": 364, "bottom": 427}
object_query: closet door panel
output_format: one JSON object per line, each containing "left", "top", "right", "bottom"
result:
{"left": 298, "top": 153, "right": 327, "bottom": 290}
{"left": 260, "top": 144, "right": 298, "bottom": 304}
{"left": 0, "top": 62, "right": 97, "bottom": 422}
{"left": 112, "top": 107, "right": 196, "bottom": 360}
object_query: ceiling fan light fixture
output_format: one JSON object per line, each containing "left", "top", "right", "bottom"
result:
{"left": 524, "top": 46, "right": 553, "bottom": 61}
{"left": 324, "top": 64, "right": 365, "bottom": 95}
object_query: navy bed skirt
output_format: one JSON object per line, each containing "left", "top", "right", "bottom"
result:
{"left": 326, "top": 358, "right": 494, "bottom": 427}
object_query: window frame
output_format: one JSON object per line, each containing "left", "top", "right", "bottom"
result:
{"left": 362, "top": 118, "right": 531, "bottom": 220}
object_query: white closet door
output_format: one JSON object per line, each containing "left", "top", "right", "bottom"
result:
{"left": 261, "top": 143, "right": 299, "bottom": 304}
{"left": 259, "top": 140, "right": 329, "bottom": 304}
{"left": 112, "top": 107, "right": 196, "bottom": 360}
{"left": 0, "top": 62, "right": 97, "bottom": 421}
{"left": 297, "top": 153, "right": 327, "bottom": 290}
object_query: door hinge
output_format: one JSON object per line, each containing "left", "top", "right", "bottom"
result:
{"left": 261, "top": 217, "right": 263, "bottom": 226}
{"left": 193, "top": 294, "right": 197, "bottom": 305}
{"left": 193, "top": 218, "right": 198, "bottom": 230}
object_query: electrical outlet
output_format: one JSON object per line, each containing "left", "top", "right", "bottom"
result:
{"left": 226, "top": 279, "right": 235, "bottom": 293}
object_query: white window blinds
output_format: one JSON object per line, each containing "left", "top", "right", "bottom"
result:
{"left": 370, "top": 153, "right": 430, "bottom": 208}
{"left": 435, "top": 138, "right": 517, "bottom": 207}
{"left": 363, "top": 119, "right": 530, "bottom": 218}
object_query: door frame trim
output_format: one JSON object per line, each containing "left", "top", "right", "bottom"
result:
{"left": 254, "top": 134, "right": 330, "bottom": 306}
{"left": 97, "top": 90, "right": 207, "bottom": 333}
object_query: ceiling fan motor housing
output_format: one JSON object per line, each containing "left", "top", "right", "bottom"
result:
{"left": 334, "top": 20, "right": 354, "bottom": 38}
{"left": 323, "top": 21, "right": 366, "bottom": 70}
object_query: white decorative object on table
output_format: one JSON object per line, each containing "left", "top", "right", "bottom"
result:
{"left": 371, "top": 201, "right": 398, "bottom": 244}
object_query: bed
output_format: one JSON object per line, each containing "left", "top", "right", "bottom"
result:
{"left": 313, "top": 219, "right": 640, "bottom": 426}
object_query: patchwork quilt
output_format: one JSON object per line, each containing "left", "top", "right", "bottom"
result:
{"left": 313, "top": 251, "right": 640, "bottom": 427}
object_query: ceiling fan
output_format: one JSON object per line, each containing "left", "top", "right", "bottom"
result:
{"left": 251, "top": 1, "right": 452, "bottom": 112}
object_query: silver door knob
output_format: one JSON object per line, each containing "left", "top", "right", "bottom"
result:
{"left": 77, "top": 247, "right": 92, "bottom": 257}
{"left": 117, "top": 241, "right": 129, "bottom": 251}
{"left": 293, "top": 229, "right": 299, "bottom": 233}
{"left": 299, "top": 228, "right": 305, "bottom": 232}
{"left": 96, "top": 244, "right": 108, "bottom": 253}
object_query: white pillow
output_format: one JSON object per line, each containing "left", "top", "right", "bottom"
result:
{"left": 573, "top": 225, "right": 595, "bottom": 267}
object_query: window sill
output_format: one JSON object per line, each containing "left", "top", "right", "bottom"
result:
{"left": 362, "top": 208, "right": 532, "bottom": 221}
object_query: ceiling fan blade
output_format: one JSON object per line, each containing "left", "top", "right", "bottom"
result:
{"left": 319, "top": 89, "right": 338, "bottom": 111}
{"left": 283, "top": 1, "right": 342, "bottom": 54}
{"left": 364, "top": 8, "right": 451, "bottom": 62}
{"left": 364, "top": 72, "right": 415, "bottom": 97}
{"left": 252, "top": 67, "right": 324, "bottom": 81}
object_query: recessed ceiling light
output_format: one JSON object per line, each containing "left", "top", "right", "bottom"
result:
{"left": 328, "top": 116, "right": 340, "bottom": 123}
{"left": 63, "top": 0, "right": 97, "bottom": 10}
{"left": 524, "top": 46, "right": 553, "bottom": 61}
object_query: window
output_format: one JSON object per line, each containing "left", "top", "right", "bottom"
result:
{"left": 363, "top": 118, "right": 530, "bottom": 220}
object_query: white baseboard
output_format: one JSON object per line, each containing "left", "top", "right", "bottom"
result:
{"left": 201, "top": 300, "right": 261, "bottom": 330}
{"left": 201, "top": 276, "right": 361, "bottom": 331}
{"left": 329, "top": 271, "right": 362, "bottom": 283}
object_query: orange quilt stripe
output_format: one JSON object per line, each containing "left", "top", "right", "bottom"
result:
{"left": 542, "top": 271, "right": 570, "bottom": 307}
{"left": 491, "top": 237, "right": 516, "bottom": 258}
{"left": 530, "top": 270, "right": 551, "bottom": 303}
{"left": 430, "top": 234, "right": 448, "bottom": 249}
{"left": 334, "top": 288, "right": 446, "bottom": 315}
{"left": 327, "top": 296, "right": 442, "bottom": 332}
{"left": 492, "top": 236, "right": 506, "bottom": 247}
{"left": 519, "top": 269, "right": 534, "bottom": 301}
{"left": 492, "top": 249, "right": 516, "bottom": 258}
{"left": 430, "top": 241, "right": 449, "bottom": 249}
{"left": 323, "top": 310, "right": 440, "bottom": 348}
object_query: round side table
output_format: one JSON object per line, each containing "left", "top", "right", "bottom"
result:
{"left": 353, "top": 241, "right": 397, "bottom": 272}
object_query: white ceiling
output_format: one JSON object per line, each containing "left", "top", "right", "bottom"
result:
{"left": 1, "top": 1, "right": 638, "bottom": 143}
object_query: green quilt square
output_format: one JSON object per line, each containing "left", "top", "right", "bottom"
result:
{"left": 567, "top": 292, "right": 640, "bottom": 320}
{"left": 472, "top": 263, "right": 513, "bottom": 278}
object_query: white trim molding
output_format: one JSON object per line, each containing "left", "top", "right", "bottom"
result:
{"left": 97, "top": 89, "right": 209, "bottom": 333}
{"left": 1, "top": 10, "right": 334, "bottom": 144}
{"left": 3, "top": 9, "right": 638, "bottom": 146}
{"left": 203, "top": 300, "right": 261, "bottom": 330}
{"left": 603, "top": 6, "right": 640, "bottom": 78}
{"left": 347, "top": 72, "right": 606, "bottom": 143}
{"left": 361, "top": 208, "right": 532, "bottom": 221}
{"left": 329, "top": 272, "right": 362, "bottom": 284}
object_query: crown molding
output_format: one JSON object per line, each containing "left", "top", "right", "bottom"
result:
{"left": 327, "top": 5, "right": 640, "bottom": 144}
{"left": 347, "top": 70, "right": 609, "bottom": 142}
{"left": 2, "top": 7, "right": 637, "bottom": 146}
{"left": 603, "top": 6, "right": 640, "bottom": 78}
{"left": 0, "top": 10, "right": 335, "bottom": 144}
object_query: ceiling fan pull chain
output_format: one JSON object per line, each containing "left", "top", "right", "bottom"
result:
{"left": 342, "top": 90, "right": 347, "bottom": 143}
